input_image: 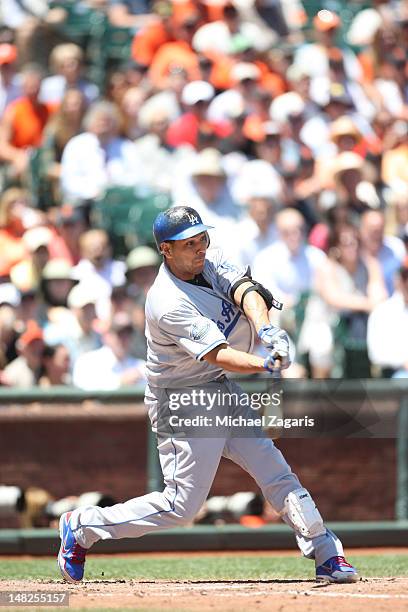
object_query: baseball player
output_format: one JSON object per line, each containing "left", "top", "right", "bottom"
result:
{"left": 58, "top": 207, "right": 358, "bottom": 584}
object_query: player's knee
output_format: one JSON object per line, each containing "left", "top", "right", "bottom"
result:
{"left": 170, "top": 498, "right": 200, "bottom": 525}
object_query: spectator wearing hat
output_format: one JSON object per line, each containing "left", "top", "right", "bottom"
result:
{"left": 173, "top": 147, "right": 240, "bottom": 248}
{"left": 41, "top": 259, "right": 78, "bottom": 308}
{"left": 72, "top": 312, "right": 145, "bottom": 390}
{"left": 300, "top": 82, "right": 360, "bottom": 159}
{"left": 40, "top": 43, "right": 99, "bottom": 106}
{"left": 323, "top": 152, "right": 378, "bottom": 215}
{"left": 2, "top": 320, "right": 44, "bottom": 387}
{"left": 126, "top": 246, "right": 160, "bottom": 297}
{"left": 44, "top": 283, "right": 102, "bottom": 365}
{"left": 48, "top": 205, "right": 87, "bottom": 266}
{"left": 313, "top": 116, "right": 363, "bottom": 190}
{"left": 60, "top": 101, "right": 144, "bottom": 201}
{"left": 367, "top": 259, "right": 408, "bottom": 377}
{"left": 0, "top": 43, "right": 21, "bottom": 116}
{"left": 0, "top": 64, "right": 53, "bottom": 178}
{"left": 166, "top": 81, "right": 231, "bottom": 149}
{"left": 10, "top": 226, "right": 52, "bottom": 293}
{"left": 359, "top": 210, "right": 405, "bottom": 295}
{"left": 231, "top": 158, "right": 282, "bottom": 205}
{"left": 330, "top": 116, "right": 363, "bottom": 155}
{"left": 39, "top": 343, "right": 71, "bottom": 387}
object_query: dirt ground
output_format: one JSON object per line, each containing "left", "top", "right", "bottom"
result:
{"left": 2, "top": 550, "right": 408, "bottom": 612}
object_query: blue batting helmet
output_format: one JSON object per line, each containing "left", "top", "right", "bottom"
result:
{"left": 153, "top": 206, "right": 213, "bottom": 250}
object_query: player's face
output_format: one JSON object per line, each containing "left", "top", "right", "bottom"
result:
{"left": 163, "top": 232, "right": 209, "bottom": 280}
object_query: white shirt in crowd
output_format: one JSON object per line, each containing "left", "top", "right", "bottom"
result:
{"left": 0, "top": 74, "right": 21, "bottom": 116}
{"left": 60, "top": 132, "right": 144, "bottom": 200}
{"left": 40, "top": 76, "right": 99, "bottom": 106}
{"left": 367, "top": 292, "right": 408, "bottom": 370}
{"left": 0, "top": 0, "right": 48, "bottom": 28}
{"left": 224, "top": 217, "right": 277, "bottom": 268}
{"left": 376, "top": 236, "right": 406, "bottom": 295}
{"left": 253, "top": 241, "right": 327, "bottom": 304}
{"left": 73, "top": 262, "right": 126, "bottom": 320}
{"left": 73, "top": 345, "right": 145, "bottom": 390}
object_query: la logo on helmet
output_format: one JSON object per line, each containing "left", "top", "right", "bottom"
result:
{"left": 187, "top": 214, "right": 199, "bottom": 225}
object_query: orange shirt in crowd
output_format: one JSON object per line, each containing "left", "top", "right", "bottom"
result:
{"left": 166, "top": 113, "right": 232, "bottom": 148}
{"left": 4, "top": 97, "right": 52, "bottom": 149}
{"left": 357, "top": 51, "right": 376, "bottom": 83}
{"left": 149, "top": 41, "right": 200, "bottom": 88}
{"left": 132, "top": 20, "right": 172, "bottom": 66}
{"left": 132, "top": 0, "right": 226, "bottom": 69}
{"left": 171, "top": 0, "right": 223, "bottom": 23}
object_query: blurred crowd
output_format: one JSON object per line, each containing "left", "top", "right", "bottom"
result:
{"left": 0, "top": 0, "right": 408, "bottom": 388}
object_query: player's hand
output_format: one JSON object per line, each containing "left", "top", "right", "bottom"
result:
{"left": 259, "top": 324, "right": 291, "bottom": 370}
{"left": 264, "top": 354, "right": 282, "bottom": 375}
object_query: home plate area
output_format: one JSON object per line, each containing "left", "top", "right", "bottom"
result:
{"left": 3, "top": 577, "right": 408, "bottom": 612}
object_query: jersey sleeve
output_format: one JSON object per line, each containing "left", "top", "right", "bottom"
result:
{"left": 159, "top": 307, "right": 228, "bottom": 361}
{"left": 208, "top": 249, "right": 250, "bottom": 300}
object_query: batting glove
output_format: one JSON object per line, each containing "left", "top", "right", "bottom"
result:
{"left": 259, "top": 324, "right": 291, "bottom": 370}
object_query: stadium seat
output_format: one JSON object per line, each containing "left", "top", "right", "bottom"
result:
{"left": 25, "top": 149, "right": 55, "bottom": 210}
{"left": 92, "top": 187, "right": 171, "bottom": 256}
{"left": 102, "top": 25, "right": 133, "bottom": 65}
{"left": 332, "top": 315, "right": 372, "bottom": 379}
{"left": 49, "top": 1, "right": 105, "bottom": 44}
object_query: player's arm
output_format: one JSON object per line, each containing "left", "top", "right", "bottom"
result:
{"left": 232, "top": 281, "right": 270, "bottom": 332}
{"left": 231, "top": 278, "right": 290, "bottom": 369}
{"left": 203, "top": 343, "right": 267, "bottom": 374}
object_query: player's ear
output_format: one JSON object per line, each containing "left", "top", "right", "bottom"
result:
{"left": 161, "top": 242, "right": 172, "bottom": 258}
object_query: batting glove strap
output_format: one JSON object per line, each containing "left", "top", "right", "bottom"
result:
{"left": 258, "top": 324, "right": 287, "bottom": 349}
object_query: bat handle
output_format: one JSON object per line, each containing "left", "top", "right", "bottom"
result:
{"left": 272, "top": 357, "right": 282, "bottom": 379}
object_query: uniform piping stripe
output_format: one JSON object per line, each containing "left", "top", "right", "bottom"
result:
{"left": 72, "top": 438, "right": 178, "bottom": 532}
{"left": 224, "top": 311, "right": 241, "bottom": 338}
{"left": 196, "top": 339, "right": 227, "bottom": 361}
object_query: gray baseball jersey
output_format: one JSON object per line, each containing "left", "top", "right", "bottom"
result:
{"left": 145, "top": 248, "right": 254, "bottom": 388}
